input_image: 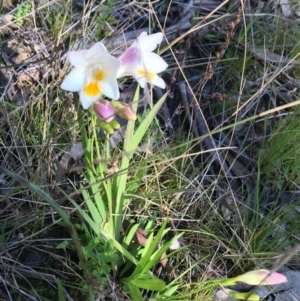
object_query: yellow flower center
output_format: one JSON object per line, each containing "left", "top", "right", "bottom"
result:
{"left": 137, "top": 69, "right": 155, "bottom": 81}
{"left": 94, "top": 70, "right": 106, "bottom": 81}
{"left": 84, "top": 81, "right": 102, "bottom": 97}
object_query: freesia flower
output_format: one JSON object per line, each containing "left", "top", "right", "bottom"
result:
{"left": 61, "top": 43, "right": 121, "bottom": 109}
{"left": 117, "top": 32, "right": 168, "bottom": 89}
{"left": 93, "top": 99, "right": 115, "bottom": 122}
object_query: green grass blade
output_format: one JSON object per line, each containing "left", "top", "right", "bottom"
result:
{"left": 57, "top": 278, "right": 66, "bottom": 301}
{"left": 81, "top": 187, "right": 102, "bottom": 228}
{"left": 68, "top": 195, "right": 99, "bottom": 235}
{"left": 132, "top": 92, "right": 168, "bottom": 152}
{"left": 0, "top": 167, "right": 95, "bottom": 301}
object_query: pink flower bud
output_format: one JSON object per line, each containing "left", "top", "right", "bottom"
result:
{"left": 93, "top": 99, "right": 115, "bottom": 122}
{"left": 111, "top": 101, "right": 136, "bottom": 121}
{"left": 234, "top": 269, "right": 287, "bottom": 286}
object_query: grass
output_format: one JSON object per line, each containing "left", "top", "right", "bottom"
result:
{"left": 1, "top": 0, "right": 300, "bottom": 300}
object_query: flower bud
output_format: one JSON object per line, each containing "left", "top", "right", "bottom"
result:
{"left": 234, "top": 269, "right": 287, "bottom": 286}
{"left": 111, "top": 101, "right": 137, "bottom": 121}
{"left": 110, "top": 120, "right": 121, "bottom": 130}
{"left": 98, "top": 121, "right": 114, "bottom": 134}
{"left": 93, "top": 99, "right": 115, "bottom": 122}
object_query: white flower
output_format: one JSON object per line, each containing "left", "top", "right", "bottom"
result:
{"left": 117, "top": 32, "right": 168, "bottom": 89}
{"left": 61, "top": 43, "right": 121, "bottom": 109}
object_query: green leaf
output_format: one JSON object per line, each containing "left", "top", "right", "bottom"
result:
{"left": 141, "top": 233, "right": 183, "bottom": 275}
{"left": 114, "top": 86, "right": 141, "bottom": 240}
{"left": 115, "top": 89, "right": 168, "bottom": 240}
{"left": 122, "top": 223, "right": 140, "bottom": 248}
{"left": 131, "top": 218, "right": 169, "bottom": 278}
{"left": 126, "top": 282, "right": 144, "bottom": 301}
{"left": 159, "top": 285, "right": 179, "bottom": 297}
{"left": 82, "top": 187, "right": 102, "bottom": 227}
{"left": 228, "top": 290, "right": 260, "bottom": 301}
{"left": 56, "top": 240, "right": 73, "bottom": 249}
{"left": 130, "top": 275, "right": 166, "bottom": 291}
{"left": 132, "top": 92, "right": 168, "bottom": 152}
{"left": 68, "top": 197, "right": 99, "bottom": 235}
{"left": 102, "top": 232, "right": 139, "bottom": 265}
{"left": 57, "top": 278, "right": 66, "bottom": 301}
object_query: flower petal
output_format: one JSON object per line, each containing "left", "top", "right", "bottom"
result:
{"left": 135, "top": 32, "right": 163, "bottom": 53}
{"left": 143, "top": 52, "right": 168, "bottom": 73}
{"left": 131, "top": 62, "right": 166, "bottom": 89}
{"left": 131, "top": 68, "right": 147, "bottom": 88}
{"left": 61, "top": 68, "right": 85, "bottom": 92}
{"left": 85, "top": 42, "right": 108, "bottom": 59}
{"left": 152, "top": 76, "right": 166, "bottom": 89}
{"left": 79, "top": 90, "right": 101, "bottom": 109}
{"left": 101, "top": 77, "right": 120, "bottom": 100}
{"left": 116, "top": 66, "right": 131, "bottom": 79}
{"left": 68, "top": 50, "right": 87, "bottom": 66}
{"left": 100, "top": 56, "right": 122, "bottom": 78}
{"left": 119, "top": 47, "right": 141, "bottom": 67}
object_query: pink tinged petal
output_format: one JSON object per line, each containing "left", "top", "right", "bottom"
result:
{"left": 93, "top": 99, "right": 115, "bottom": 122}
{"left": 137, "top": 32, "right": 163, "bottom": 52}
{"left": 68, "top": 50, "right": 87, "bottom": 66}
{"left": 119, "top": 47, "right": 141, "bottom": 67}
{"left": 61, "top": 67, "right": 85, "bottom": 92}
{"left": 142, "top": 52, "right": 168, "bottom": 73}
{"left": 235, "top": 269, "right": 287, "bottom": 285}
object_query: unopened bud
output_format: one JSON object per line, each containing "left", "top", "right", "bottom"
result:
{"left": 93, "top": 99, "right": 115, "bottom": 122}
{"left": 98, "top": 121, "right": 114, "bottom": 134}
{"left": 111, "top": 101, "right": 136, "bottom": 121}
{"left": 110, "top": 120, "right": 121, "bottom": 130}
